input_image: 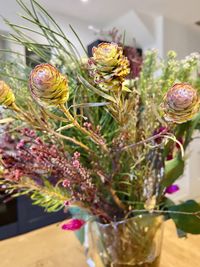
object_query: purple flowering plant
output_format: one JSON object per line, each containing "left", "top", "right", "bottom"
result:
{"left": 0, "top": 0, "right": 200, "bottom": 235}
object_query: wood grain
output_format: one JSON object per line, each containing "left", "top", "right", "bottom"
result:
{"left": 0, "top": 220, "right": 199, "bottom": 267}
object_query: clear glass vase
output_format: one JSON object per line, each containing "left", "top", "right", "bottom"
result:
{"left": 84, "top": 214, "right": 164, "bottom": 267}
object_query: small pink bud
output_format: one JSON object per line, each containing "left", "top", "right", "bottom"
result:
{"left": 16, "top": 140, "right": 25, "bottom": 149}
{"left": 35, "top": 137, "right": 43, "bottom": 145}
{"left": 62, "top": 179, "right": 70, "bottom": 188}
{"left": 165, "top": 184, "right": 180, "bottom": 194}
{"left": 64, "top": 200, "right": 70, "bottom": 206}
{"left": 72, "top": 160, "right": 80, "bottom": 168}
{"left": 61, "top": 219, "right": 85, "bottom": 231}
{"left": 73, "top": 152, "right": 80, "bottom": 159}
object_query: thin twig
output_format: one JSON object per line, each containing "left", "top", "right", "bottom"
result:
{"left": 121, "top": 128, "right": 168, "bottom": 151}
{"left": 125, "top": 209, "right": 200, "bottom": 219}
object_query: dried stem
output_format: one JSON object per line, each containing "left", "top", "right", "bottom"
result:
{"left": 121, "top": 128, "right": 168, "bottom": 151}
{"left": 125, "top": 209, "right": 200, "bottom": 219}
{"left": 59, "top": 104, "right": 109, "bottom": 152}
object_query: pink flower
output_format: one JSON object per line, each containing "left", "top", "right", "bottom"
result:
{"left": 61, "top": 219, "right": 85, "bottom": 231}
{"left": 72, "top": 159, "right": 80, "bottom": 168}
{"left": 62, "top": 179, "right": 70, "bottom": 188}
{"left": 73, "top": 151, "right": 80, "bottom": 159}
{"left": 165, "top": 184, "right": 180, "bottom": 194}
{"left": 16, "top": 139, "right": 25, "bottom": 149}
{"left": 64, "top": 200, "right": 70, "bottom": 206}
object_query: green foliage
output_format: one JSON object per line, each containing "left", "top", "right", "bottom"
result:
{"left": 169, "top": 200, "right": 200, "bottom": 234}
{"left": 162, "top": 157, "right": 185, "bottom": 188}
{"left": 0, "top": 178, "right": 67, "bottom": 212}
{"left": 0, "top": 0, "right": 200, "bottom": 234}
{"left": 29, "top": 183, "right": 67, "bottom": 212}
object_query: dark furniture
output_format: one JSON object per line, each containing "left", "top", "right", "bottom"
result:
{"left": 0, "top": 195, "right": 66, "bottom": 240}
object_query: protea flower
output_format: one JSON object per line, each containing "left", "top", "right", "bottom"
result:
{"left": 0, "top": 81, "right": 15, "bottom": 107}
{"left": 88, "top": 42, "right": 130, "bottom": 91}
{"left": 29, "top": 63, "right": 69, "bottom": 107}
{"left": 163, "top": 83, "right": 200, "bottom": 124}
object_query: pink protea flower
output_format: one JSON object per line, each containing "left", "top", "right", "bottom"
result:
{"left": 29, "top": 63, "right": 69, "bottom": 107}
{"left": 163, "top": 83, "right": 200, "bottom": 124}
{"left": 165, "top": 184, "right": 180, "bottom": 194}
{"left": 61, "top": 219, "right": 85, "bottom": 231}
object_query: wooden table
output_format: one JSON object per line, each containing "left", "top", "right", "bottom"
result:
{"left": 0, "top": 220, "right": 199, "bottom": 267}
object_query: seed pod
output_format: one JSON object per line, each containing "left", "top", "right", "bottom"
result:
{"left": 88, "top": 42, "right": 130, "bottom": 91}
{"left": 29, "top": 63, "right": 69, "bottom": 107}
{"left": 163, "top": 83, "right": 200, "bottom": 124}
{"left": 0, "top": 81, "right": 15, "bottom": 107}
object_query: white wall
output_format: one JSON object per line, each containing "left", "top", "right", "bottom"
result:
{"left": 0, "top": 0, "right": 97, "bottom": 56}
{"left": 1, "top": 1, "right": 200, "bottom": 59}
{"left": 163, "top": 17, "right": 200, "bottom": 59}
{"left": 102, "top": 10, "right": 155, "bottom": 50}
{"left": 101, "top": 10, "right": 200, "bottom": 59}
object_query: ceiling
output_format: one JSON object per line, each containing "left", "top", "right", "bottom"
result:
{"left": 39, "top": 0, "right": 200, "bottom": 27}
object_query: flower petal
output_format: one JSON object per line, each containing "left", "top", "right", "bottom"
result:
{"left": 61, "top": 219, "right": 85, "bottom": 231}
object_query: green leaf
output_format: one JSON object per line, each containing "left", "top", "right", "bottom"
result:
{"left": 69, "top": 102, "right": 110, "bottom": 109}
{"left": 169, "top": 200, "right": 200, "bottom": 234}
{"left": 69, "top": 24, "right": 88, "bottom": 56}
{"left": 161, "top": 157, "right": 184, "bottom": 188}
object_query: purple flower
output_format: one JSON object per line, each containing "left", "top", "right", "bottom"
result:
{"left": 61, "top": 219, "right": 85, "bottom": 231}
{"left": 165, "top": 184, "right": 180, "bottom": 194}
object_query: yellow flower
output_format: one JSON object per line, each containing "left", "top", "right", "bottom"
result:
{"left": 93, "top": 42, "right": 122, "bottom": 68}
{"left": 163, "top": 83, "right": 200, "bottom": 124}
{"left": 88, "top": 42, "right": 130, "bottom": 91}
{"left": 0, "top": 81, "right": 15, "bottom": 107}
{"left": 29, "top": 63, "right": 69, "bottom": 107}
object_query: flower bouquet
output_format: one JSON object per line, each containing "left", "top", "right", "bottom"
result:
{"left": 0, "top": 1, "right": 200, "bottom": 266}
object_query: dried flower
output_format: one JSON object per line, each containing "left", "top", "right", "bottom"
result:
{"left": 61, "top": 219, "right": 85, "bottom": 231}
{"left": 163, "top": 83, "right": 200, "bottom": 123}
{"left": 88, "top": 42, "right": 130, "bottom": 91}
{"left": 29, "top": 63, "right": 69, "bottom": 107}
{"left": 0, "top": 81, "right": 15, "bottom": 107}
{"left": 165, "top": 184, "right": 180, "bottom": 194}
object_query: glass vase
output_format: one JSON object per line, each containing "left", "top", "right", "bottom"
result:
{"left": 84, "top": 214, "right": 164, "bottom": 267}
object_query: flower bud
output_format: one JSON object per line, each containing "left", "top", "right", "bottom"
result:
{"left": 88, "top": 42, "right": 130, "bottom": 91}
{"left": 165, "top": 184, "right": 180, "bottom": 194}
{"left": 29, "top": 63, "right": 69, "bottom": 107}
{"left": 61, "top": 219, "right": 85, "bottom": 231}
{"left": 163, "top": 83, "right": 200, "bottom": 124}
{"left": 0, "top": 81, "right": 15, "bottom": 107}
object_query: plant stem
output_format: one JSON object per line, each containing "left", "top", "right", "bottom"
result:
{"left": 121, "top": 128, "right": 168, "bottom": 151}
{"left": 49, "top": 129, "right": 91, "bottom": 152}
{"left": 126, "top": 209, "right": 200, "bottom": 218}
{"left": 59, "top": 104, "right": 109, "bottom": 152}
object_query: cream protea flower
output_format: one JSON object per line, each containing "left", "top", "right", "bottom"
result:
{"left": 163, "top": 83, "right": 200, "bottom": 124}
{"left": 29, "top": 63, "right": 69, "bottom": 107}
{"left": 0, "top": 81, "right": 15, "bottom": 107}
{"left": 88, "top": 42, "right": 130, "bottom": 91}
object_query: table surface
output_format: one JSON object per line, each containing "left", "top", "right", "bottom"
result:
{"left": 0, "top": 220, "right": 199, "bottom": 267}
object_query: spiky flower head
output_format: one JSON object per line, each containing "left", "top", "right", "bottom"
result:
{"left": 29, "top": 63, "right": 69, "bottom": 107}
{"left": 163, "top": 83, "right": 200, "bottom": 124}
{"left": 0, "top": 81, "right": 15, "bottom": 107}
{"left": 88, "top": 42, "right": 130, "bottom": 91}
